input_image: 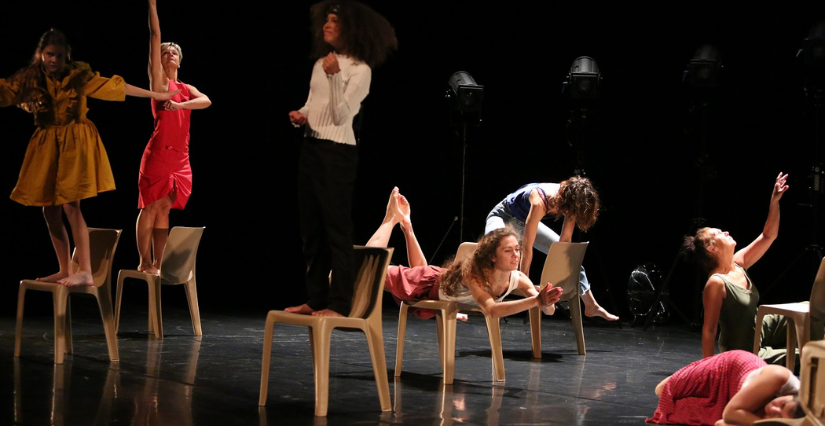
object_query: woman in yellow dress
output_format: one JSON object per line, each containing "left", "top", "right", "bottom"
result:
{"left": 1, "top": 29, "right": 179, "bottom": 286}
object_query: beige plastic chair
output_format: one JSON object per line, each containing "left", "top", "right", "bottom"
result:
{"left": 526, "top": 241, "right": 589, "bottom": 356}
{"left": 753, "top": 257, "right": 825, "bottom": 372}
{"left": 754, "top": 340, "right": 825, "bottom": 426}
{"left": 14, "top": 228, "right": 122, "bottom": 364}
{"left": 115, "top": 226, "right": 205, "bottom": 339}
{"left": 395, "top": 241, "right": 589, "bottom": 384}
{"left": 259, "top": 246, "right": 394, "bottom": 417}
{"left": 395, "top": 242, "right": 507, "bottom": 384}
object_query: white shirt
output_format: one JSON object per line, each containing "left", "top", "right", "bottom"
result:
{"left": 298, "top": 54, "right": 371, "bottom": 145}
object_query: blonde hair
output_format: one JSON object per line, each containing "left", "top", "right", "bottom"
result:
{"left": 161, "top": 42, "right": 182, "bottom": 63}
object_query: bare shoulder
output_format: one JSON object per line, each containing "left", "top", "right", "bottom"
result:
{"left": 704, "top": 275, "right": 727, "bottom": 297}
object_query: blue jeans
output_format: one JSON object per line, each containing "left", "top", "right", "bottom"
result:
{"left": 485, "top": 200, "right": 590, "bottom": 294}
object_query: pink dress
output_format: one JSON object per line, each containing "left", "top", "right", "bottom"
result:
{"left": 138, "top": 79, "right": 192, "bottom": 209}
{"left": 647, "top": 350, "right": 767, "bottom": 425}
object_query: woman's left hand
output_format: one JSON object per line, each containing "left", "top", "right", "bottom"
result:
{"left": 164, "top": 100, "right": 183, "bottom": 111}
{"left": 771, "top": 172, "right": 789, "bottom": 202}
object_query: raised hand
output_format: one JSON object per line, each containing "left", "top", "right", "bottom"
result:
{"left": 771, "top": 172, "right": 789, "bottom": 202}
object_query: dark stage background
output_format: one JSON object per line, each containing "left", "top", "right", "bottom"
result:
{"left": 2, "top": 1, "right": 825, "bottom": 327}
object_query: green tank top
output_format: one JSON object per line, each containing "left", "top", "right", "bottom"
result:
{"left": 713, "top": 263, "right": 759, "bottom": 352}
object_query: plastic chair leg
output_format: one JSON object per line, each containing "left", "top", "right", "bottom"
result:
{"left": 258, "top": 312, "right": 276, "bottom": 406}
{"left": 570, "top": 298, "right": 586, "bottom": 355}
{"left": 395, "top": 302, "right": 409, "bottom": 376}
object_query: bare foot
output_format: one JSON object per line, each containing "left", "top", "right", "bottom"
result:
{"left": 312, "top": 309, "right": 345, "bottom": 317}
{"left": 585, "top": 304, "right": 619, "bottom": 321}
{"left": 384, "top": 187, "right": 402, "bottom": 224}
{"left": 397, "top": 194, "right": 412, "bottom": 230}
{"left": 36, "top": 271, "right": 69, "bottom": 283}
{"left": 138, "top": 264, "right": 160, "bottom": 275}
{"left": 456, "top": 313, "right": 468, "bottom": 321}
{"left": 285, "top": 303, "right": 315, "bottom": 315}
{"left": 57, "top": 271, "right": 94, "bottom": 287}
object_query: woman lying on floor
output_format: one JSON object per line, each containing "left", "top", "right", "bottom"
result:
{"left": 647, "top": 350, "right": 804, "bottom": 426}
{"left": 366, "top": 187, "right": 561, "bottom": 320}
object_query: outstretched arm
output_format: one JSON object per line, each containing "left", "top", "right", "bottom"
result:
{"left": 515, "top": 272, "right": 559, "bottom": 315}
{"left": 147, "top": 0, "right": 167, "bottom": 92}
{"left": 468, "top": 274, "right": 562, "bottom": 318}
{"left": 734, "top": 173, "right": 788, "bottom": 269}
{"left": 125, "top": 84, "right": 181, "bottom": 101}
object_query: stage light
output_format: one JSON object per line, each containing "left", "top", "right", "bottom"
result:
{"left": 566, "top": 56, "right": 601, "bottom": 101}
{"left": 685, "top": 45, "right": 722, "bottom": 89}
{"left": 447, "top": 71, "right": 484, "bottom": 113}
{"left": 799, "top": 21, "right": 825, "bottom": 93}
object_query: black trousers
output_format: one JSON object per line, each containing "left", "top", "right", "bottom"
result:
{"left": 297, "top": 137, "right": 358, "bottom": 315}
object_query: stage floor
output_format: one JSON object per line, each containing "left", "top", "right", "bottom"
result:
{"left": 2, "top": 300, "right": 703, "bottom": 425}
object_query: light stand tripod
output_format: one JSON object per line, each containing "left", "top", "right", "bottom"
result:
{"left": 430, "top": 72, "right": 483, "bottom": 262}
{"left": 644, "top": 46, "right": 723, "bottom": 330}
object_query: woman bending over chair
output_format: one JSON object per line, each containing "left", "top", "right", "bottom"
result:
{"left": 366, "top": 187, "right": 562, "bottom": 319}
{"left": 648, "top": 350, "right": 803, "bottom": 425}
{"left": 484, "top": 177, "right": 618, "bottom": 321}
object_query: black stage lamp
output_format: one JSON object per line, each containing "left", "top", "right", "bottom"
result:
{"left": 447, "top": 71, "right": 484, "bottom": 112}
{"left": 685, "top": 45, "right": 722, "bottom": 89}
{"left": 799, "top": 21, "right": 825, "bottom": 94}
{"left": 566, "top": 56, "right": 601, "bottom": 101}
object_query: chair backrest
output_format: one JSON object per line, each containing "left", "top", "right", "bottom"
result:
{"left": 809, "top": 257, "right": 825, "bottom": 323}
{"left": 159, "top": 227, "right": 205, "bottom": 285}
{"left": 538, "top": 242, "right": 588, "bottom": 302}
{"left": 71, "top": 228, "right": 122, "bottom": 288}
{"left": 797, "top": 340, "right": 825, "bottom": 426}
{"left": 348, "top": 246, "right": 393, "bottom": 319}
{"left": 455, "top": 242, "right": 478, "bottom": 263}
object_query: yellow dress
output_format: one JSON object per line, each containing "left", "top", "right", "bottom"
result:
{"left": 0, "top": 61, "right": 126, "bottom": 206}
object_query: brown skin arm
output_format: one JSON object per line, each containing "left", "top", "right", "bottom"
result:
{"left": 466, "top": 275, "right": 561, "bottom": 318}
{"left": 520, "top": 190, "right": 548, "bottom": 276}
{"left": 720, "top": 365, "right": 790, "bottom": 425}
{"left": 702, "top": 276, "right": 726, "bottom": 358}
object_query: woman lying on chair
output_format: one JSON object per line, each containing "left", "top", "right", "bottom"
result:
{"left": 366, "top": 187, "right": 562, "bottom": 320}
{"left": 647, "top": 350, "right": 803, "bottom": 425}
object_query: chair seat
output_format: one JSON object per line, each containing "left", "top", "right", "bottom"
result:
{"left": 15, "top": 228, "right": 122, "bottom": 364}
{"left": 758, "top": 303, "right": 810, "bottom": 315}
{"left": 259, "top": 247, "right": 393, "bottom": 417}
{"left": 115, "top": 226, "right": 205, "bottom": 339}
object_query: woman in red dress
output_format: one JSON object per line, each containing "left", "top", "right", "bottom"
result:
{"left": 136, "top": 0, "right": 211, "bottom": 274}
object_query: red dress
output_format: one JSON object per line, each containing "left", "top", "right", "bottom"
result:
{"left": 138, "top": 79, "right": 192, "bottom": 209}
{"left": 647, "top": 350, "right": 767, "bottom": 425}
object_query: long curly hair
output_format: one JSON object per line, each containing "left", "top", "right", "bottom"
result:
{"left": 439, "top": 227, "right": 520, "bottom": 297}
{"left": 309, "top": 0, "right": 398, "bottom": 68}
{"left": 553, "top": 176, "right": 600, "bottom": 231}
{"left": 682, "top": 227, "right": 718, "bottom": 275}
{"left": 11, "top": 29, "right": 73, "bottom": 114}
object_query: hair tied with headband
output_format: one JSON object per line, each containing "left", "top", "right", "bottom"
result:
{"left": 326, "top": 2, "right": 341, "bottom": 15}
